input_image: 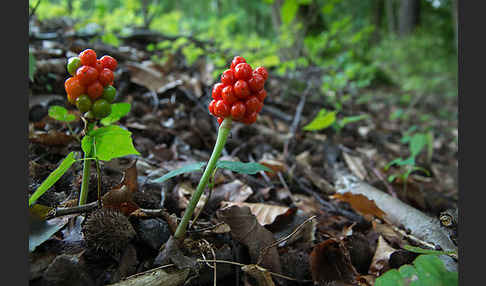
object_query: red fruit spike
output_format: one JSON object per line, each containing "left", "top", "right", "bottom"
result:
{"left": 248, "top": 73, "right": 265, "bottom": 92}
{"left": 230, "top": 101, "right": 246, "bottom": 120}
{"left": 79, "top": 49, "right": 97, "bottom": 67}
{"left": 212, "top": 83, "right": 225, "bottom": 100}
{"left": 242, "top": 112, "right": 258, "bottom": 125}
{"left": 87, "top": 81, "right": 104, "bottom": 101}
{"left": 217, "top": 117, "right": 224, "bottom": 125}
{"left": 230, "top": 56, "right": 246, "bottom": 70}
{"left": 256, "top": 89, "right": 267, "bottom": 102}
{"left": 209, "top": 99, "right": 217, "bottom": 116}
{"left": 76, "top": 65, "right": 99, "bottom": 86}
{"left": 245, "top": 96, "right": 260, "bottom": 114}
{"left": 254, "top": 66, "right": 268, "bottom": 81}
{"left": 234, "top": 80, "right": 250, "bottom": 99}
{"left": 234, "top": 63, "right": 252, "bottom": 81}
{"left": 100, "top": 55, "right": 118, "bottom": 71}
{"left": 222, "top": 86, "right": 237, "bottom": 106}
{"left": 99, "top": 68, "right": 114, "bottom": 86}
{"left": 221, "top": 69, "right": 236, "bottom": 85}
{"left": 214, "top": 100, "right": 230, "bottom": 118}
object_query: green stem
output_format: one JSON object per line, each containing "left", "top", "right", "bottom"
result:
{"left": 78, "top": 149, "right": 91, "bottom": 206}
{"left": 174, "top": 117, "right": 232, "bottom": 240}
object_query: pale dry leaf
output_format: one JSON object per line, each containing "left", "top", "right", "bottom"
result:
{"left": 343, "top": 153, "right": 368, "bottom": 180}
{"left": 209, "top": 180, "right": 253, "bottom": 207}
{"left": 220, "top": 202, "right": 290, "bottom": 226}
{"left": 368, "top": 236, "right": 396, "bottom": 276}
{"left": 175, "top": 182, "right": 207, "bottom": 214}
{"left": 292, "top": 194, "right": 322, "bottom": 215}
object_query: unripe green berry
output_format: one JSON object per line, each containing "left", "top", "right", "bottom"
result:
{"left": 92, "top": 99, "right": 112, "bottom": 119}
{"left": 67, "top": 57, "right": 81, "bottom": 76}
{"left": 75, "top": 94, "right": 92, "bottom": 113}
{"left": 102, "top": 85, "right": 116, "bottom": 103}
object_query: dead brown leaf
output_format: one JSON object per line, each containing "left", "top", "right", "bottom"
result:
{"left": 102, "top": 186, "right": 140, "bottom": 216}
{"left": 220, "top": 202, "right": 290, "bottom": 226}
{"left": 331, "top": 192, "right": 386, "bottom": 220}
{"left": 343, "top": 152, "right": 368, "bottom": 180}
{"left": 29, "top": 130, "right": 75, "bottom": 146}
{"left": 208, "top": 180, "right": 253, "bottom": 208}
{"left": 241, "top": 264, "right": 275, "bottom": 286}
{"left": 218, "top": 205, "right": 281, "bottom": 273}
{"left": 368, "top": 236, "right": 396, "bottom": 276}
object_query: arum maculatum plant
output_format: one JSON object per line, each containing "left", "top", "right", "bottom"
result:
{"left": 29, "top": 49, "right": 140, "bottom": 211}
{"left": 153, "top": 56, "right": 271, "bottom": 240}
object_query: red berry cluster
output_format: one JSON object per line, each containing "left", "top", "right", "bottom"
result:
{"left": 209, "top": 56, "right": 268, "bottom": 125}
{"left": 64, "top": 49, "right": 118, "bottom": 119}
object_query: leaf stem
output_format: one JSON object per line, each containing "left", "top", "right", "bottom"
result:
{"left": 174, "top": 118, "right": 232, "bottom": 240}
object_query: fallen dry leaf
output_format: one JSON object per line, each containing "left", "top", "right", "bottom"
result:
{"left": 218, "top": 205, "right": 281, "bottom": 273}
{"left": 220, "top": 202, "right": 290, "bottom": 226}
{"left": 331, "top": 192, "right": 386, "bottom": 220}
{"left": 102, "top": 185, "right": 140, "bottom": 216}
{"left": 292, "top": 194, "right": 323, "bottom": 215}
{"left": 29, "top": 130, "right": 75, "bottom": 146}
{"left": 368, "top": 236, "right": 396, "bottom": 275}
{"left": 343, "top": 152, "right": 368, "bottom": 180}
{"left": 175, "top": 182, "right": 207, "bottom": 215}
{"left": 241, "top": 264, "right": 275, "bottom": 286}
{"left": 208, "top": 180, "right": 253, "bottom": 209}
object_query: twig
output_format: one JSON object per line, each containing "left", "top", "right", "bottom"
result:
{"left": 46, "top": 201, "right": 98, "bottom": 219}
{"left": 283, "top": 90, "right": 308, "bottom": 158}
{"left": 257, "top": 215, "right": 316, "bottom": 265}
{"left": 29, "top": 0, "right": 42, "bottom": 20}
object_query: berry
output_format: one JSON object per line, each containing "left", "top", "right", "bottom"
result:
{"left": 254, "top": 66, "right": 268, "bottom": 81}
{"left": 221, "top": 69, "right": 236, "bottom": 85}
{"left": 64, "top": 77, "right": 85, "bottom": 103}
{"left": 102, "top": 85, "right": 117, "bottom": 102}
{"left": 67, "top": 57, "right": 81, "bottom": 76}
{"left": 242, "top": 112, "right": 258, "bottom": 125}
{"left": 234, "top": 80, "right": 251, "bottom": 99}
{"left": 214, "top": 100, "right": 230, "bottom": 118}
{"left": 92, "top": 99, "right": 112, "bottom": 119}
{"left": 217, "top": 117, "right": 224, "bottom": 125}
{"left": 212, "top": 83, "right": 225, "bottom": 100}
{"left": 87, "top": 81, "right": 104, "bottom": 101}
{"left": 234, "top": 63, "right": 252, "bottom": 80}
{"left": 208, "top": 100, "right": 216, "bottom": 115}
{"left": 76, "top": 66, "right": 99, "bottom": 86}
{"left": 76, "top": 94, "right": 92, "bottom": 113}
{"left": 94, "top": 59, "right": 104, "bottom": 73}
{"left": 230, "top": 102, "right": 246, "bottom": 120}
{"left": 256, "top": 89, "right": 267, "bottom": 102}
{"left": 79, "top": 49, "right": 97, "bottom": 67}
{"left": 256, "top": 99, "right": 263, "bottom": 113}
{"left": 221, "top": 86, "right": 237, "bottom": 106}
{"left": 99, "top": 68, "right": 114, "bottom": 86}
{"left": 248, "top": 73, "right": 265, "bottom": 92}
{"left": 100, "top": 55, "right": 117, "bottom": 71}
{"left": 245, "top": 96, "right": 260, "bottom": 114}
{"left": 230, "top": 56, "right": 246, "bottom": 70}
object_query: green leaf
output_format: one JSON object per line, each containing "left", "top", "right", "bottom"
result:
{"left": 48, "top": 106, "right": 76, "bottom": 123}
{"left": 29, "top": 215, "right": 69, "bottom": 252}
{"left": 403, "top": 245, "right": 457, "bottom": 256}
{"left": 150, "top": 162, "right": 206, "bottom": 183}
{"left": 29, "top": 51, "right": 36, "bottom": 81}
{"left": 28, "top": 152, "right": 77, "bottom": 206}
{"left": 101, "top": 32, "right": 120, "bottom": 47}
{"left": 303, "top": 109, "right": 337, "bottom": 131}
{"left": 410, "top": 133, "right": 427, "bottom": 158}
{"left": 281, "top": 0, "right": 298, "bottom": 24}
{"left": 100, "top": 103, "right": 131, "bottom": 126}
{"left": 338, "top": 114, "right": 369, "bottom": 128}
{"left": 87, "top": 125, "right": 140, "bottom": 161}
{"left": 375, "top": 254, "right": 458, "bottom": 286}
{"left": 81, "top": 135, "right": 93, "bottom": 156}
{"left": 216, "top": 161, "right": 272, "bottom": 174}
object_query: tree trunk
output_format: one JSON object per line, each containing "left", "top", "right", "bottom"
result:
{"left": 385, "top": 0, "right": 396, "bottom": 34}
{"left": 398, "top": 0, "right": 421, "bottom": 36}
{"left": 372, "top": 0, "right": 385, "bottom": 42}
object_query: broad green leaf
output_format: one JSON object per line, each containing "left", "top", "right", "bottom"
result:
{"left": 410, "top": 133, "right": 427, "bottom": 158}
{"left": 29, "top": 51, "right": 36, "bottom": 81}
{"left": 100, "top": 103, "right": 131, "bottom": 126}
{"left": 151, "top": 162, "right": 206, "bottom": 183}
{"left": 216, "top": 161, "right": 272, "bottom": 174}
{"left": 403, "top": 245, "right": 457, "bottom": 256}
{"left": 338, "top": 114, "right": 369, "bottom": 128}
{"left": 29, "top": 207, "right": 69, "bottom": 252}
{"left": 48, "top": 106, "right": 76, "bottom": 123}
{"left": 376, "top": 254, "right": 458, "bottom": 286}
{"left": 101, "top": 32, "right": 120, "bottom": 47}
{"left": 28, "top": 152, "right": 77, "bottom": 206}
{"left": 303, "top": 109, "right": 337, "bottom": 131}
{"left": 87, "top": 125, "right": 140, "bottom": 161}
{"left": 281, "top": 0, "right": 298, "bottom": 24}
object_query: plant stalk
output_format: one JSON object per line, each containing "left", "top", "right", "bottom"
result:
{"left": 78, "top": 150, "right": 91, "bottom": 206}
{"left": 174, "top": 118, "right": 232, "bottom": 240}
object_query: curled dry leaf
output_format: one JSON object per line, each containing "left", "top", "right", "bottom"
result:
{"left": 368, "top": 236, "right": 396, "bottom": 276}
{"left": 220, "top": 202, "right": 290, "bottom": 226}
{"left": 208, "top": 180, "right": 253, "bottom": 208}
{"left": 241, "top": 264, "right": 275, "bottom": 286}
{"left": 102, "top": 185, "right": 140, "bottom": 216}
{"left": 342, "top": 152, "right": 368, "bottom": 181}
{"left": 331, "top": 192, "right": 386, "bottom": 220}
{"left": 258, "top": 157, "right": 286, "bottom": 178}
{"left": 218, "top": 205, "right": 281, "bottom": 273}
{"left": 309, "top": 238, "right": 359, "bottom": 285}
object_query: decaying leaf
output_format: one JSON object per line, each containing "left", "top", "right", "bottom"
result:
{"left": 369, "top": 236, "right": 396, "bottom": 276}
{"left": 241, "top": 264, "right": 275, "bottom": 286}
{"left": 343, "top": 152, "right": 368, "bottom": 180}
{"left": 102, "top": 185, "right": 140, "bottom": 216}
{"left": 29, "top": 130, "right": 75, "bottom": 146}
{"left": 331, "top": 192, "right": 386, "bottom": 220}
{"left": 220, "top": 202, "right": 291, "bottom": 226}
{"left": 126, "top": 61, "right": 170, "bottom": 93}
{"left": 258, "top": 157, "right": 286, "bottom": 177}
{"left": 175, "top": 182, "right": 207, "bottom": 214}
{"left": 208, "top": 180, "right": 253, "bottom": 208}
{"left": 292, "top": 194, "right": 323, "bottom": 215}
{"left": 218, "top": 205, "right": 282, "bottom": 273}
{"left": 309, "top": 238, "right": 359, "bottom": 285}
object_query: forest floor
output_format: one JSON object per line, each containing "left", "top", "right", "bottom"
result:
{"left": 28, "top": 17, "right": 458, "bottom": 286}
